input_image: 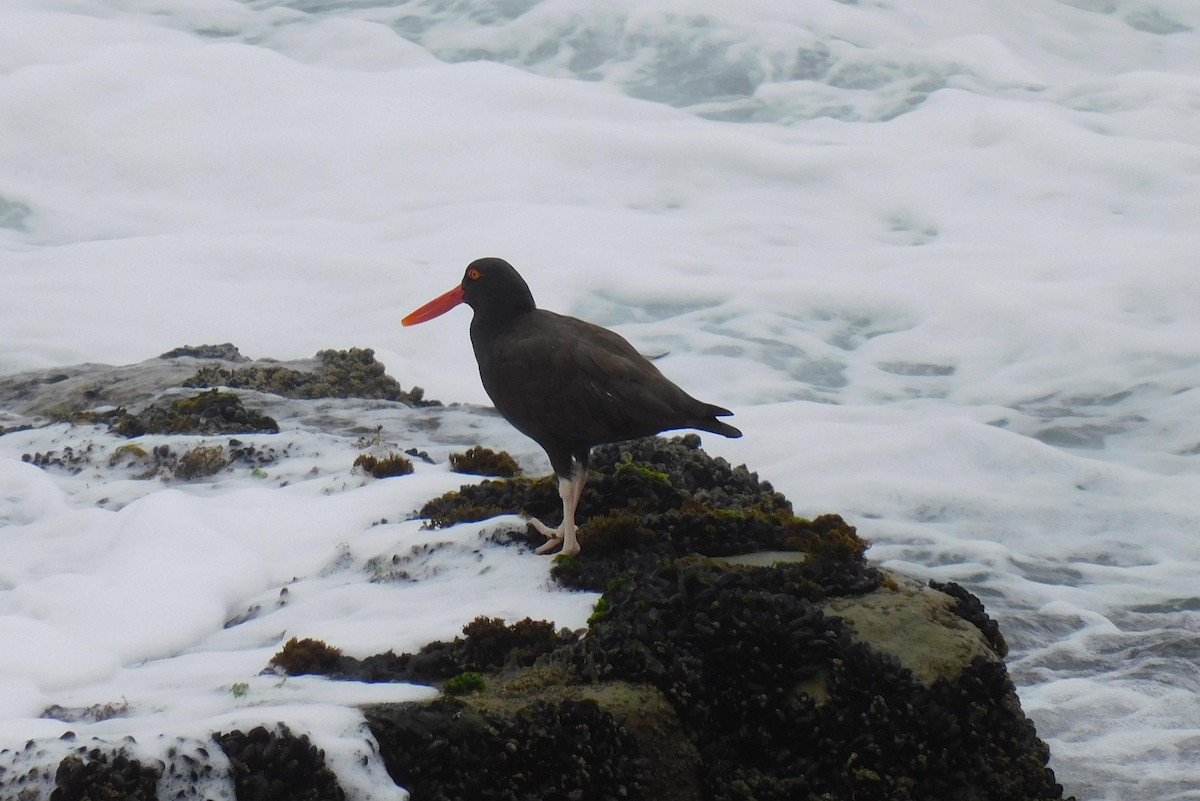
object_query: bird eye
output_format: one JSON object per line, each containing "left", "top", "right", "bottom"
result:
{"left": 467, "top": 268, "right": 482, "bottom": 280}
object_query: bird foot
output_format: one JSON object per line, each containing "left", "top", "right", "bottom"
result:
{"left": 528, "top": 518, "right": 581, "bottom": 556}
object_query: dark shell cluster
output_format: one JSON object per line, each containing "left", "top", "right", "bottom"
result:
{"left": 0, "top": 738, "right": 160, "bottom": 801}
{"left": 348, "top": 584, "right": 1070, "bottom": 801}
{"left": 930, "top": 579, "right": 1009, "bottom": 658}
{"left": 51, "top": 747, "right": 160, "bottom": 801}
{"left": 0, "top": 728, "right": 341, "bottom": 801}
{"left": 21, "top": 444, "right": 95, "bottom": 474}
{"left": 215, "top": 725, "right": 344, "bottom": 801}
{"left": 22, "top": 437, "right": 280, "bottom": 481}
{"left": 1, "top": 727, "right": 346, "bottom": 801}
{"left": 386, "top": 616, "right": 569, "bottom": 680}
{"left": 270, "top": 618, "right": 576, "bottom": 684}
{"left": 421, "top": 433, "right": 790, "bottom": 530}
{"left": 349, "top": 560, "right": 1068, "bottom": 799}
{"left": 367, "top": 696, "right": 652, "bottom": 801}
{"left": 185, "top": 347, "right": 434, "bottom": 405}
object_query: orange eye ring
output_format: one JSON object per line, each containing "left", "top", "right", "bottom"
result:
{"left": 467, "top": 268, "right": 482, "bottom": 280}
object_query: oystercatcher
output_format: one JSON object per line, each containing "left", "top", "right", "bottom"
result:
{"left": 403, "top": 257, "right": 741, "bottom": 555}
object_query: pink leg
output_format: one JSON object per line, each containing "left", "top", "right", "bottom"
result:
{"left": 530, "top": 469, "right": 587, "bottom": 556}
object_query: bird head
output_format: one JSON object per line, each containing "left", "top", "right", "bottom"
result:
{"left": 402, "top": 257, "right": 535, "bottom": 326}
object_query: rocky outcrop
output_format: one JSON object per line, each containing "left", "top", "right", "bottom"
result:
{"left": 284, "top": 436, "right": 1072, "bottom": 801}
{"left": 1, "top": 348, "right": 1073, "bottom": 801}
{"left": 350, "top": 566, "right": 1061, "bottom": 801}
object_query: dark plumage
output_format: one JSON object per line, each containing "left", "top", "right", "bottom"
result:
{"left": 402, "top": 257, "right": 741, "bottom": 555}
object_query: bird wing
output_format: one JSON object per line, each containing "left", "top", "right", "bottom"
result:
{"left": 479, "top": 312, "right": 701, "bottom": 447}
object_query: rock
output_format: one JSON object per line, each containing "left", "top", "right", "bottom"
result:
{"left": 52, "top": 748, "right": 160, "bottom": 801}
{"left": 159, "top": 343, "right": 248, "bottom": 361}
{"left": 185, "top": 346, "right": 432, "bottom": 404}
{"left": 110, "top": 389, "right": 280, "bottom": 437}
{"left": 824, "top": 572, "right": 1003, "bottom": 686}
{"left": 720, "top": 553, "right": 1003, "bottom": 686}
{"left": 354, "top": 556, "right": 1068, "bottom": 801}
{"left": 0, "top": 345, "right": 432, "bottom": 422}
{"left": 350, "top": 438, "right": 1073, "bottom": 801}
{"left": 215, "top": 725, "right": 344, "bottom": 801}
{"left": 366, "top": 676, "right": 701, "bottom": 801}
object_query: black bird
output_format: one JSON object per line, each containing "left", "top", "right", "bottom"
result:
{"left": 402, "top": 257, "right": 742, "bottom": 555}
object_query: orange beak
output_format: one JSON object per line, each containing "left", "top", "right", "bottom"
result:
{"left": 401, "top": 284, "right": 466, "bottom": 326}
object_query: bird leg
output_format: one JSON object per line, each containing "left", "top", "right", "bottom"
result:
{"left": 530, "top": 469, "right": 587, "bottom": 556}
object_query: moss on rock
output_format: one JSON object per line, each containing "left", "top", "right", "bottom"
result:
{"left": 269, "top": 636, "right": 344, "bottom": 676}
{"left": 354, "top": 452, "right": 415, "bottom": 478}
{"left": 449, "top": 446, "right": 522, "bottom": 477}
{"left": 174, "top": 443, "right": 229, "bottom": 480}
{"left": 443, "top": 672, "right": 487, "bottom": 696}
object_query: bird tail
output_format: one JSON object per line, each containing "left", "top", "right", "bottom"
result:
{"left": 695, "top": 405, "right": 742, "bottom": 439}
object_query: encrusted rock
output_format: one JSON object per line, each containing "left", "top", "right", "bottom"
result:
{"left": 824, "top": 572, "right": 1004, "bottom": 685}
{"left": 421, "top": 434, "right": 875, "bottom": 593}
{"left": 362, "top": 436, "right": 1072, "bottom": 801}
{"left": 930, "top": 579, "right": 1009, "bottom": 657}
{"left": 186, "top": 347, "right": 432, "bottom": 404}
{"left": 269, "top": 617, "right": 576, "bottom": 684}
{"left": 52, "top": 748, "right": 160, "bottom": 801}
{"left": 0, "top": 345, "right": 432, "bottom": 422}
{"left": 160, "top": 343, "right": 248, "bottom": 361}
{"left": 366, "top": 680, "right": 693, "bottom": 801}
{"left": 215, "top": 725, "right": 344, "bottom": 801}
{"left": 106, "top": 389, "right": 280, "bottom": 437}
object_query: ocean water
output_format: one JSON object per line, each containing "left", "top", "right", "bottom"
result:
{"left": 2, "top": 1, "right": 1200, "bottom": 798}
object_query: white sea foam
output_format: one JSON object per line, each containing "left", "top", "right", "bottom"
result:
{"left": 3, "top": 1, "right": 1200, "bottom": 798}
